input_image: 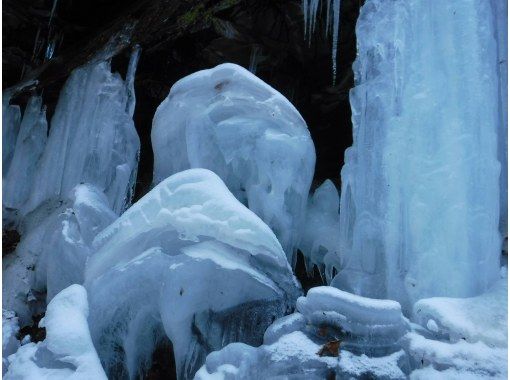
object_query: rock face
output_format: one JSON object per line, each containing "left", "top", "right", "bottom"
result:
{"left": 84, "top": 169, "right": 301, "bottom": 379}
{"left": 336, "top": 0, "right": 503, "bottom": 310}
{"left": 152, "top": 63, "right": 316, "bottom": 260}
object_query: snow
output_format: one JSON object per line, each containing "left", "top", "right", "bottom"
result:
{"left": 3, "top": 96, "right": 47, "bottom": 226}
{"left": 84, "top": 169, "right": 300, "bottom": 378}
{"left": 151, "top": 63, "right": 315, "bottom": 260}
{"left": 298, "top": 179, "right": 340, "bottom": 282}
{"left": 336, "top": 0, "right": 502, "bottom": 311}
{"left": 24, "top": 58, "right": 140, "bottom": 216}
{"left": 2, "top": 310, "right": 20, "bottom": 375}
{"left": 4, "top": 285, "right": 107, "bottom": 380}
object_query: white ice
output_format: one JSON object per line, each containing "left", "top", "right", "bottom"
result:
{"left": 336, "top": 0, "right": 502, "bottom": 311}
{"left": 2, "top": 93, "right": 22, "bottom": 178}
{"left": 4, "top": 285, "right": 107, "bottom": 380}
{"left": 2, "top": 310, "right": 20, "bottom": 375}
{"left": 151, "top": 63, "right": 315, "bottom": 260}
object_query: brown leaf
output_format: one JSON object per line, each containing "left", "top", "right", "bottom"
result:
{"left": 317, "top": 339, "right": 341, "bottom": 357}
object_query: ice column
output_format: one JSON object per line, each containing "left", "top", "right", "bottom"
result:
{"left": 336, "top": 0, "right": 502, "bottom": 310}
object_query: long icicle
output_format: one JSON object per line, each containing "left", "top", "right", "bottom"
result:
{"left": 331, "top": 0, "right": 341, "bottom": 84}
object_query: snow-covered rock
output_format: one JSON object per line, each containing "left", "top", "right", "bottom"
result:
{"left": 151, "top": 63, "right": 316, "bottom": 260}
{"left": 336, "top": 0, "right": 502, "bottom": 311}
{"left": 3, "top": 96, "right": 47, "bottom": 226}
{"left": 298, "top": 179, "right": 341, "bottom": 282}
{"left": 24, "top": 57, "right": 140, "bottom": 217}
{"left": 4, "top": 285, "right": 106, "bottom": 380}
{"left": 84, "top": 168, "right": 301, "bottom": 379}
{"left": 2, "top": 184, "right": 115, "bottom": 324}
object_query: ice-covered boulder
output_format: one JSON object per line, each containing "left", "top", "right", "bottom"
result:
{"left": 298, "top": 179, "right": 341, "bottom": 282}
{"left": 336, "top": 0, "right": 502, "bottom": 310}
{"left": 84, "top": 169, "right": 301, "bottom": 379}
{"left": 2, "top": 93, "right": 21, "bottom": 178}
{"left": 2, "top": 310, "right": 20, "bottom": 375}
{"left": 2, "top": 184, "right": 116, "bottom": 324}
{"left": 151, "top": 63, "right": 316, "bottom": 259}
{"left": 4, "top": 285, "right": 107, "bottom": 380}
{"left": 196, "top": 286, "right": 410, "bottom": 379}
{"left": 24, "top": 56, "right": 140, "bottom": 216}
{"left": 3, "top": 96, "right": 47, "bottom": 226}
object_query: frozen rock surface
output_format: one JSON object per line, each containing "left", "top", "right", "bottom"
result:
{"left": 298, "top": 179, "right": 340, "bottom": 282}
{"left": 151, "top": 63, "right": 315, "bottom": 259}
{"left": 3, "top": 96, "right": 47, "bottom": 225}
{"left": 2, "top": 184, "right": 115, "bottom": 324}
{"left": 4, "top": 285, "right": 107, "bottom": 380}
{"left": 336, "top": 0, "right": 502, "bottom": 310}
{"left": 84, "top": 169, "right": 300, "bottom": 379}
{"left": 24, "top": 58, "right": 140, "bottom": 216}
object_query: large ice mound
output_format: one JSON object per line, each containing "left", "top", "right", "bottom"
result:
{"left": 84, "top": 168, "right": 301, "bottom": 379}
{"left": 151, "top": 63, "right": 316, "bottom": 260}
{"left": 4, "top": 285, "right": 107, "bottom": 380}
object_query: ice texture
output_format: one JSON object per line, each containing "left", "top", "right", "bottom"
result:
{"left": 298, "top": 179, "right": 340, "bottom": 281}
{"left": 24, "top": 58, "right": 140, "bottom": 216}
{"left": 151, "top": 63, "right": 315, "bottom": 260}
{"left": 2, "top": 310, "right": 20, "bottom": 375}
{"left": 336, "top": 0, "right": 502, "bottom": 310}
{"left": 84, "top": 169, "right": 301, "bottom": 379}
{"left": 4, "top": 285, "right": 107, "bottom": 380}
{"left": 2, "top": 184, "right": 115, "bottom": 323}
{"left": 196, "top": 286, "right": 409, "bottom": 379}
{"left": 2, "top": 94, "right": 22, "bottom": 177}
{"left": 3, "top": 96, "right": 48, "bottom": 225}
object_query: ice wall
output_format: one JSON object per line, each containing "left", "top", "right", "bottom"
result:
{"left": 24, "top": 58, "right": 140, "bottom": 216}
{"left": 336, "top": 0, "right": 502, "bottom": 310}
{"left": 2, "top": 94, "right": 21, "bottom": 178}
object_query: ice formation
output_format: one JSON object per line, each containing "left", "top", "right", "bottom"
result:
{"left": 4, "top": 285, "right": 107, "bottom": 380}
{"left": 298, "top": 179, "right": 341, "bottom": 281}
{"left": 84, "top": 169, "right": 301, "bottom": 378}
{"left": 151, "top": 63, "right": 315, "bottom": 260}
{"left": 3, "top": 96, "right": 47, "bottom": 224}
{"left": 196, "top": 286, "right": 409, "bottom": 379}
{"left": 2, "top": 310, "right": 20, "bottom": 375}
{"left": 2, "top": 184, "right": 115, "bottom": 324}
{"left": 2, "top": 94, "right": 22, "bottom": 178}
{"left": 302, "top": 0, "right": 342, "bottom": 82}
{"left": 24, "top": 56, "right": 140, "bottom": 216}
{"left": 336, "top": 0, "right": 503, "bottom": 310}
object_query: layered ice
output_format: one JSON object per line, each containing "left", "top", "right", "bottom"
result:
{"left": 196, "top": 286, "right": 409, "bottom": 379}
{"left": 151, "top": 63, "right": 315, "bottom": 260}
{"left": 2, "top": 184, "right": 115, "bottom": 323}
{"left": 24, "top": 57, "right": 140, "bottom": 216}
{"left": 336, "top": 0, "right": 502, "bottom": 310}
{"left": 298, "top": 179, "right": 341, "bottom": 281}
{"left": 4, "top": 285, "right": 107, "bottom": 380}
{"left": 84, "top": 169, "right": 301, "bottom": 379}
{"left": 3, "top": 96, "right": 48, "bottom": 225}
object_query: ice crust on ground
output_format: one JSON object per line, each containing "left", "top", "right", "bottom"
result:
{"left": 4, "top": 285, "right": 107, "bottom": 380}
{"left": 298, "top": 179, "right": 341, "bottom": 281}
{"left": 336, "top": 0, "right": 503, "bottom": 311}
{"left": 2, "top": 184, "right": 115, "bottom": 324}
{"left": 3, "top": 96, "right": 48, "bottom": 225}
{"left": 84, "top": 169, "right": 301, "bottom": 379}
{"left": 196, "top": 285, "right": 408, "bottom": 379}
{"left": 151, "top": 63, "right": 315, "bottom": 260}
{"left": 23, "top": 58, "right": 140, "bottom": 217}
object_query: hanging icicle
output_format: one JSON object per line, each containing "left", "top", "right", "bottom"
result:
{"left": 302, "top": 0, "right": 342, "bottom": 84}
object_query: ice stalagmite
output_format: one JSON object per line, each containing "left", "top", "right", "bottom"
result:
{"left": 25, "top": 57, "right": 140, "bottom": 216}
{"left": 336, "top": 0, "right": 502, "bottom": 310}
{"left": 151, "top": 63, "right": 315, "bottom": 261}
{"left": 3, "top": 96, "right": 47, "bottom": 224}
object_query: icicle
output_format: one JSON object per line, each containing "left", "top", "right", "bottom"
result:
{"left": 325, "top": 0, "right": 332, "bottom": 37}
{"left": 302, "top": 0, "right": 309, "bottom": 41}
{"left": 125, "top": 45, "right": 141, "bottom": 117}
{"left": 48, "top": 0, "right": 59, "bottom": 26}
{"left": 331, "top": 0, "right": 341, "bottom": 84}
{"left": 310, "top": 0, "right": 320, "bottom": 37}
{"left": 45, "top": 39, "right": 56, "bottom": 60}
{"left": 249, "top": 46, "right": 260, "bottom": 74}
